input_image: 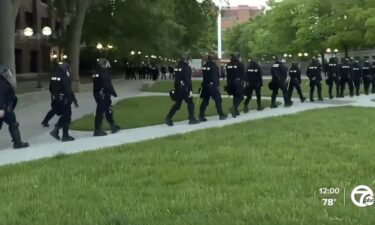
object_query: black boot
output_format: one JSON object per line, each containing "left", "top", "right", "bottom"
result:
{"left": 61, "top": 126, "right": 74, "bottom": 142}
{"left": 244, "top": 105, "right": 249, "bottom": 113}
{"left": 301, "top": 97, "right": 307, "bottom": 102}
{"left": 188, "top": 118, "right": 200, "bottom": 125}
{"left": 199, "top": 117, "right": 207, "bottom": 122}
{"left": 219, "top": 114, "right": 227, "bottom": 120}
{"left": 50, "top": 127, "right": 60, "bottom": 140}
{"left": 111, "top": 124, "right": 120, "bottom": 134}
{"left": 165, "top": 118, "right": 173, "bottom": 126}
{"left": 94, "top": 130, "right": 107, "bottom": 137}
{"left": 9, "top": 124, "right": 29, "bottom": 149}
{"left": 229, "top": 106, "right": 236, "bottom": 118}
{"left": 270, "top": 103, "right": 278, "bottom": 108}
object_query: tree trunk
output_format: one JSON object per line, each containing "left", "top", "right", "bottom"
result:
{"left": 68, "top": 0, "right": 90, "bottom": 92}
{"left": 0, "top": 0, "right": 16, "bottom": 87}
{"left": 343, "top": 44, "right": 349, "bottom": 58}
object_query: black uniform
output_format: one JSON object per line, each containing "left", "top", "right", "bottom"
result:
{"left": 92, "top": 65, "right": 120, "bottom": 136}
{"left": 226, "top": 56, "right": 244, "bottom": 117}
{"left": 370, "top": 62, "right": 375, "bottom": 93}
{"left": 340, "top": 59, "right": 354, "bottom": 97}
{"left": 270, "top": 60, "right": 291, "bottom": 107}
{"left": 351, "top": 61, "right": 362, "bottom": 96}
{"left": 288, "top": 63, "right": 306, "bottom": 102}
{"left": 151, "top": 65, "right": 159, "bottom": 81}
{"left": 161, "top": 66, "right": 167, "bottom": 80}
{"left": 168, "top": 65, "right": 174, "bottom": 79}
{"left": 166, "top": 59, "right": 198, "bottom": 126}
{"left": 326, "top": 57, "right": 340, "bottom": 98}
{"left": 198, "top": 59, "right": 226, "bottom": 121}
{"left": 306, "top": 60, "right": 323, "bottom": 101}
{"left": 362, "top": 61, "right": 372, "bottom": 95}
{"left": 49, "top": 63, "right": 77, "bottom": 142}
{"left": 244, "top": 60, "right": 263, "bottom": 112}
{"left": 0, "top": 74, "right": 29, "bottom": 149}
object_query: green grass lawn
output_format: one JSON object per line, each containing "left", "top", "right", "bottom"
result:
{"left": 1, "top": 107, "right": 375, "bottom": 225}
{"left": 71, "top": 96, "right": 275, "bottom": 131}
{"left": 146, "top": 80, "right": 366, "bottom": 98}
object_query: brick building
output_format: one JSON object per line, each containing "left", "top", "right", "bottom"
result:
{"left": 14, "top": 0, "right": 67, "bottom": 75}
{"left": 221, "top": 5, "right": 263, "bottom": 31}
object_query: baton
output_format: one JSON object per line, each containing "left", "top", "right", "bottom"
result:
{"left": 195, "top": 86, "right": 203, "bottom": 112}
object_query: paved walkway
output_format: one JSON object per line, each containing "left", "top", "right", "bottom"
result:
{"left": 1, "top": 83, "right": 375, "bottom": 166}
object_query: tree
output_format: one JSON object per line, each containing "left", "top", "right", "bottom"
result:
{"left": 0, "top": 0, "right": 22, "bottom": 86}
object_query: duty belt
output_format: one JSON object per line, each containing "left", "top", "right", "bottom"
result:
{"left": 52, "top": 94, "right": 65, "bottom": 101}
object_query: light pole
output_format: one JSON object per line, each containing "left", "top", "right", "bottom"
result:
{"left": 197, "top": 0, "right": 222, "bottom": 59}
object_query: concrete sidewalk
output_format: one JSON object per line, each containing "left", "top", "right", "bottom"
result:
{"left": 1, "top": 91, "right": 375, "bottom": 166}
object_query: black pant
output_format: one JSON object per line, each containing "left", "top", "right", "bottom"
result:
{"left": 227, "top": 80, "right": 244, "bottom": 113}
{"left": 94, "top": 94, "right": 115, "bottom": 131}
{"left": 363, "top": 76, "right": 372, "bottom": 94}
{"left": 199, "top": 84, "right": 224, "bottom": 118}
{"left": 287, "top": 79, "right": 304, "bottom": 101}
{"left": 53, "top": 99, "right": 72, "bottom": 137}
{"left": 166, "top": 88, "right": 195, "bottom": 120}
{"left": 271, "top": 79, "right": 289, "bottom": 105}
{"left": 371, "top": 75, "right": 375, "bottom": 93}
{"left": 42, "top": 106, "right": 56, "bottom": 125}
{"left": 244, "top": 85, "right": 261, "bottom": 108}
{"left": 340, "top": 77, "right": 354, "bottom": 96}
{"left": 309, "top": 79, "right": 322, "bottom": 100}
{"left": 327, "top": 76, "right": 340, "bottom": 97}
{"left": 353, "top": 79, "right": 361, "bottom": 95}
{"left": 161, "top": 73, "right": 167, "bottom": 79}
{"left": 1, "top": 110, "right": 23, "bottom": 145}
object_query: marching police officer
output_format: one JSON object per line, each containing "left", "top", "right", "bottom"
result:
{"left": 326, "top": 57, "right": 340, "bottom": 99}
{"left": 168, "top": 64, "right": 174, "bottom": 79}
{"left": 150, "top": 63, "right": 159, "bottom": 81}
{"left": 49, "top": 62, "right": 78, "bottom": 142}
{"left": 306, "top": 59, "right": 323, "bottom": 101}
{"left": 370, "top": 57, "right": 375, "bottom": 93}
{"left": 0, "top": 65, "right": 29, "bottom": 149}
{"left": 165, "top": 55, "right": 199, "bottom": 126}
{"left": 351, "top": 60, "right": 362, "bottom": 96}
{"left": 92, "top": 58, "right": 120, "bottom": 136}
{"left": 243, "top": 59, "right": 264, "bottom": 113}
{"left": 340, "top": 58, "right": 354, "bottom": 97}
{"left": 287, "top": 62, "right": 306, "bottom": 103}
{"left": 198, "top": 55, "right": 227, "bottom": 121}
{"left": 270, "top": 58, "right": 292, "bottom": 108}
{"left": 226, "top": 54, "right": 245, "bottom": 117}
{"left": 362, "top": 58, "right": 372, "bottom": 95}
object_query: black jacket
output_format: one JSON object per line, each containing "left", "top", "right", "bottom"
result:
{"left": 226, "top": 59, "right": 241, "bottom": 81}
{"left": 326, "top": 59, "right": 340, "bottom": 78}
{"left": 174, "top": 61, "right": 193, "bottom": 91}
{"left": 351, "top": 63, "right": 362, "bottom": 80}
{"left": 340, "top": 63, "right": 352, "bottom": 79}
{"left": 246, "top": 61, "right": 263, "bottom": 87}
{"left": 289, "top": 65, "right": 301, "bottom": 83}
{"left": 362, "top": 62, "right": 371, "bottom": 77}
{"left": 49, "top": 64, "right": 76, "bottom": 104}
{"left": 271, "top": 62, "right": 288, "bottom": 82}
{"left": 0, "top": 77, "right": 16, "bottom": 111}
{"left": 92, "top": 66, "right": 117, "bottom": 97}
{"left": 306, "top": 63, "right": 322, "bottom": 81}
{"left": 202, "top": 60, "right": 220, "bottom": 87}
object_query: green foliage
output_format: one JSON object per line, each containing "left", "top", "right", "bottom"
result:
{"left": 80, "top": 0, "right": 218, "bottom": 60}
{"left": 224, "top": 0, "right": 375, "bottom": 58}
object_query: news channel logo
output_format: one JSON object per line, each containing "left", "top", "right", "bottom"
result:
{"left": 351, "top": 185, "right": 374, "bottom": 208}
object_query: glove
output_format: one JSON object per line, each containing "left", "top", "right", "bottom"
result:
{"left": 189, "top": 91, "right": 193, "bottom": 98}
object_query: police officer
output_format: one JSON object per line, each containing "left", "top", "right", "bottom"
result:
{"left": 198, "top": 55, "right": 227, "bottom": 121}
{"left": 165, "top": 55, "right": 199, "bottom": 126}
{"left": 92, "top": 58, "right": 120, "bottom": 136}
{"left": 226, "top": 54, "right": 245, "bottom": 117}
{"left": 370, "top": 57, "right": 375, "bottom": 93}
{"left": 243, "top": 59, "right": 264, "bottom": 113}
{"left": 362, "top": 58, "right": 372, "bottom": 95}
{"left": 326, "top": 57, "right": 340, "bottom": 99}
{"left": 161, "top": 65, "right": 167, "bottom": 80}
{"left": 49, "top": 62, "right": 78, "bottom": 142}
{"left": 270, "top": 58, "right": 292, "bottom": 108}
{"left": 150, "top": 63, "right": 159, "bottom": 81}
{"left": 0, "top": 65, "right": 29, "bottom": 149}
{"left": 168, "top": 64, "right": 174, "bottom": 79}
{"left": 287, "top": 62, "right": 306, "bottom": 103}
{"left": 340, "top": 58, "right": 354, "bottom": 97}
{"left": 306, "top": 59, "right": 323, "bottom": 101}
{"left": 351, "top": 60, "right": 362, "bottom": 96}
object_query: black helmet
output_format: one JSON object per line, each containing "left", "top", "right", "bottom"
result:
{"left": 0, "top": 64, "right": 13, "bottom": 83}
{"left": 97, "top": 58, "right": 111, "bottom": 69}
